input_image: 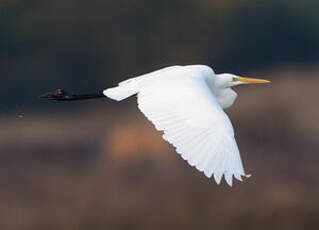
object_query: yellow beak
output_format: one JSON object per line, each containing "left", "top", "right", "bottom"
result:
{"left": 239, "top": 77, "right": 271, "bottom": 84}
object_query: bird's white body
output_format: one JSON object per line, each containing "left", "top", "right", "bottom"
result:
{"left": 104, "top": 65, "right": 252, "bottom": 186}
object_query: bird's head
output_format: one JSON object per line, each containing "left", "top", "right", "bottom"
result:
{"left": 215, "top": 73, "right": 271, "bottom": 88}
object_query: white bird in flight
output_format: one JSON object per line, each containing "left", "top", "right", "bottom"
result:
{"left": 40, "top": 65, "right": 270, "bottom": 186}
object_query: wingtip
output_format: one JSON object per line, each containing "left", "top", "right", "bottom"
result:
{"left": 224, "top": 173, "right": 233, "bottom": 187}
{"left": 234, "top": 174, "right": 242, "bottom": 181}
{"left": 213, "top": 173, "right": 223, "bottom": 185}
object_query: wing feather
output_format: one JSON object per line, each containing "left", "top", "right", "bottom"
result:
{"left": 136, "top": 66, "right": 246, "bottom": 186}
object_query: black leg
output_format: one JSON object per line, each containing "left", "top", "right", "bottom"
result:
{"left": 39, "top": 89, "right": 105, "bottom": 101}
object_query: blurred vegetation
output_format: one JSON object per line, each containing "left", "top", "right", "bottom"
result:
{"left": 2, "top": 1, "right": 319, "bottom": 229}
{"left": 1, "top": 69, "right": 319, "bottom": 230}
{"left": 1, "top": 0, "right": 319, "bottom": 110}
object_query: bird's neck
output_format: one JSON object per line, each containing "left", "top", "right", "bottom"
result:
{"left": 214, "top": 88, "right": 238, "bottom": 109}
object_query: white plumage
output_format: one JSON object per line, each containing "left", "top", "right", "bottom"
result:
{"left": 104, "top": 65, "right": 270, "bottom": 186}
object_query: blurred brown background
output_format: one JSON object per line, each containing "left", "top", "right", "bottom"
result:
{"left": 1, "top": 0, "right": 319, "bottom": 229}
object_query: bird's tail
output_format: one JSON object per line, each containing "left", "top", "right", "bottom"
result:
{"left": 103, "top": 78, "right": 139, "bottom": 101}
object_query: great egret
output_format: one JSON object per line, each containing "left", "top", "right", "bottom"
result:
{"left": 40, "top": 65, "right": 270, "bottom": 186}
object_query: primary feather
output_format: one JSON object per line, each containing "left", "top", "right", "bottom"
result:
{"left": 104, "top": 65, "right": 247, "bottom": 186}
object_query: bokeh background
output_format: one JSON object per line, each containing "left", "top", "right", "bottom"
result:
{"left": 1, "top": 0, "right": 319, "bottom": 229}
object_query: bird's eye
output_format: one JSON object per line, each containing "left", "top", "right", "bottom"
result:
{"left": 232, "top": 77, "right": 238, "bottom": 82}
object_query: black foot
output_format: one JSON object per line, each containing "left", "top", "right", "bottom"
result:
{"left": 39, "top": 89, "right": 74, "bottom": 101}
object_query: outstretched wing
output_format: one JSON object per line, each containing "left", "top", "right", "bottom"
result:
{"left": 136, "top": 66, "right": 246, "bottom": 186}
